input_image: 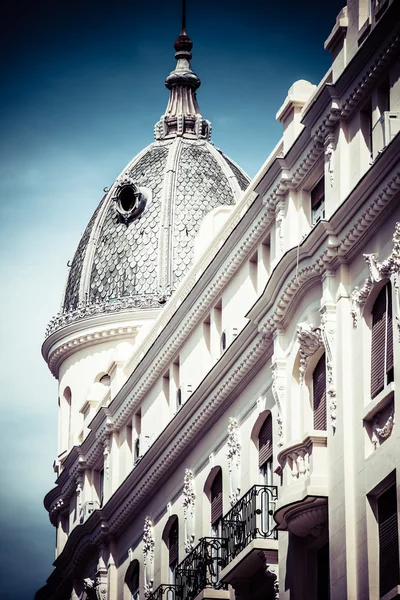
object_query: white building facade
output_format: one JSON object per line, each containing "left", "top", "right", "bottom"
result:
{"left": 38, "top": 1, "right": 400, "bottom": 599}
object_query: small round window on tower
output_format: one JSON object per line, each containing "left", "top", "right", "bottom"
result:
{"left": 112, "top": 175, "right": 147, "bottom": 223}
{"left": 119, "top": 186, "right": 137, "bottom": 212}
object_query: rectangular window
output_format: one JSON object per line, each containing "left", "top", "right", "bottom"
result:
{"left": 311, "top": 177, "right": 325, "bottom": 225}
{"left": 371, "top": 283, "right": 393, "bottom": 398}
{"left": 313, "top": 354, "right": 327, "bottom": 430}
{"left": 378, "top": 484, "right": 399, "bottom": 597}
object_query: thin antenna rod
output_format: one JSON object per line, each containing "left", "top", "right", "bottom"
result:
{"left": 182, "top": 0, "right": 186, "bottom": 33}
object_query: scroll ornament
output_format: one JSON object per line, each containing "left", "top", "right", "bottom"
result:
{"left": 297, "top": 323, "right": 323, "bottom": 384}
{"left": 227, "top": 417, "right": 241, "bottom": 506}
{"left": 183, "top": 469, "right": 196, "bottom": 553}
{"left": 351, "top": 222, "right": 400, "bottom": 339}
{"left": 143, "top": 516, "right": 155, "bottom": 598}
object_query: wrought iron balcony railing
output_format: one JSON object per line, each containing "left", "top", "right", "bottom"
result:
{"left": 175, "top": 537, "right": 227, "bottom": 600}
{"left": 147, "top": 584, "right": 183, "bottom": 600}
{"left": 221, "top": 484, "right": 278, "bottom": 565}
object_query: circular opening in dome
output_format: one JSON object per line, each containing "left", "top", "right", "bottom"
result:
{"left": 119, "top": 186, "right": 137, "bottom": 212}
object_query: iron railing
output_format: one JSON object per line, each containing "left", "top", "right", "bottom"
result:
{"left": 147, "top": 584, "right": 183, "bottom": 600}
{"left": 175, "top": 537, "right": 227, "bottom": 600}
{"left": 221, "top": 484, "right": 278, "bottom": 565}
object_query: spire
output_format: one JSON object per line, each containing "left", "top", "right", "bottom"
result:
{"left": 154, "top": 0, "right": 212, "bottom": 141}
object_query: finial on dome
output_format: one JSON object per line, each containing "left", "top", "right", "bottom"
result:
{"left": 174, "top": 0, "right": 193, "bottom": 55}
{"left": 154, "top": 0, "right": 212, "bottom": 141}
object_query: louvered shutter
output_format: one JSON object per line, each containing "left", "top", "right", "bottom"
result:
{"left": 259, "top": 414, "right": 273, "bottom": 467}
{"left": 169, "top": 519, "right": 179, "bottom": 566}
{"left": 386, "top": 284, "right": 394, "bottom": 378}
{"left": 371, "top": 286, "right": 387, "bottom": 398}
{"left": 313, "top": 354, "right": 327, "bottom": 431}
{"left": 211, "top": 470, "right": 223, "bottom": 525}
{"left": 378, "top": 485, "right": 399, "bottom": 597}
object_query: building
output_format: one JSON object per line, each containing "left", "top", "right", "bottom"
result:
{"left": 37, "top": 1, "right": 400, "bottom": 599}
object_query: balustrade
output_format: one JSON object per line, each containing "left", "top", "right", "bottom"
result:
{"left": 147, "top": 584, "right": 183, "bottom": 600}
{"left": 221, "top": 484, "right": 277, "bottom": 566}
{"left": 175, "top": 537, "right": 227, "bottom": 600}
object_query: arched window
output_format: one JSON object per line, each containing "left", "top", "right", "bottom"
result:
{"left": 210, "top": 468, "right": 223, "bottom": 535}
{"left": 259, "top": 414, "right": 273, "bottom": 485}
{"left": 126, "top": 560, "right": 139, "bottom": 600}
{"left": 168, "top": 518, "right": 179, "bottom": 583}
{"left": 313, "top": 354, "right": 327, "bottom": 431}
{"left": 371, "top": 283, "right": 394, "bottom": 399}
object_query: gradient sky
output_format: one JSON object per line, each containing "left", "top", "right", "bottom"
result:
{"left": 0, "top": 1, "right": 345, "bottom": 598}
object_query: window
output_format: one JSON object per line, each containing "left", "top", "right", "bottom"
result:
{"left": 259, "top": 414, "right": 273, "bottom": 485}
{"left": 168, "top": 518, "right": 179, "bottom": 584}
{"left": 371, "top": 283, "right": 394, "bottom": 399}
{"left": 311, "top": 177, "right": 325, "bottom": 225}
{"left": 99, "top": 468, "right": 104, "bottom": 507}
{"left": 127, "top": 560, "right": 140, "bottom": 600}
{"left": 210, "top": 469, "right": 223, "bottom": 536}
{"left": 313, "top": 354, "right": 327, "bottom": 431}
{"left": 377, "top": 484, "right": 399, "bottom": 597}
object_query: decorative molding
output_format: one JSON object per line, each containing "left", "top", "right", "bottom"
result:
{"left": 340, "top": 32, "right": 400, "bottom": 119}
{"left": 94, "top": 553, "right": 108, "bottom": 600}
{"left": 226, "top": 417, "right": 241, "bottom": 506}
{"left": 275, "top": 200, "right": 285, "bottom": 255}
{"left": 143, "top": 516, "right": 155, "bottom": 599}
{"left": 297, "top": 323, "right": 323, "bottom": 384}
{"left": 350, "top": 277, "right": 373, "bottom": 327}
{"left": 182, "top": 469, "right": 196, "bottom": 553}
{"left": 372, "top": 408, "right": 395, "bottom": 449}
{"left": 324, "top": 131, "right": 335, "bottom": 188}
{"left": 103, "top": 436, "right": 111, "bottom": 481}
{"left": 261, "top": 175, "right": 400, "bottom": 336}
{"left": 271, "top": 359, "right": 285, "bottom": 447}
{"left": 351, "top": 222, "right": 400, "bottom": 334}
{"left": 45, "top": 298, "right": 156, "bottom": 339}
{"left": 320, "top": 303, "right": 337, "bottom": 432}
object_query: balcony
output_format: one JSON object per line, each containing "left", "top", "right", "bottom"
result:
{"left": 175, "top": 537, "right": 229, "bottom": 600}
{"left": 274, "top": 432, "right": 328, "bottom": 536}
{"left": 147, "top": 584, "right": 183, "bottom": 600}
{"left": 79, "top": 500, "right": 100, "bottom": 524}
{"left": 219, "top": 485, "right": 278, "bottom": 596}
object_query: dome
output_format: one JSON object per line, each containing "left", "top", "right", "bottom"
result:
{"left": 47, "top": 24, "right": 249, "bottom": 336}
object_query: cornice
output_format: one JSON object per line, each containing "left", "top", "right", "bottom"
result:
{"left": 43, "top": 307, "right": 161, "bottom": 378}
{"left": 339, "top": 30, "right": 400, "bottom": 119}
{"left": 250, "top": 152, "right": 400, "bottom": 333}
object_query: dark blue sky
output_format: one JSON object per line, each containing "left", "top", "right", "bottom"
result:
{"left": 0, "top": 1, "right": 345, "bottom": 598}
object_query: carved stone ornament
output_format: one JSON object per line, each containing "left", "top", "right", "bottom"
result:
{"left": 324, "top": 131, "right": 335, "bottom": 188}
{"left": 372, "top": 409, "right": 395, "bottom": 449}
{"left": 271, "top": 360, "right": 285, "bottom": 447}
{"left": 297, "top": 323, "right": 323, "bottom": 384}
{"left": 95, "top": 554, "right": 108, "bottom": 600}
{"left": 111, "top": 173, "right": 147, "bottom": 223}
{"left": 227, "top": 417, "right": 241, "bottom": 506}
{"left": 182, "top": 469, "right": 196, "bottom": 553}
{"left": 351, "top": 222, "right": 400, "bottom": 337}
{"left": 103, "top": 436, "right": 111, "bottom": 481}
{"left": 143, "top": 516, "right": 155, "bottom": 598}
{"left": 320, "top": 304, "right": 337, "bottom": 433}
{"left": 275, "top": 200, "right": 285, "bottom": 254}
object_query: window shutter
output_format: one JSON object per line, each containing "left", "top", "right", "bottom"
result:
{"left": 169, "top": 519, "right": 179, "bottom": 566}
{"left": 313, "top": 354, "right": 327, "bottom": 431}
{"left": 386, "top": 284, "right": 394, "bottom": 377}
{"left": 211, "top": 470, "right": 223, "bottom": 525}
{"left": 371, "top": 286, "right": 387, "bottom": 398}
{"left": 378, "top": 485, "right": 399, "bottom": 597}
{"left": 259, "top": 414, "right": 273, "bottom": 467}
